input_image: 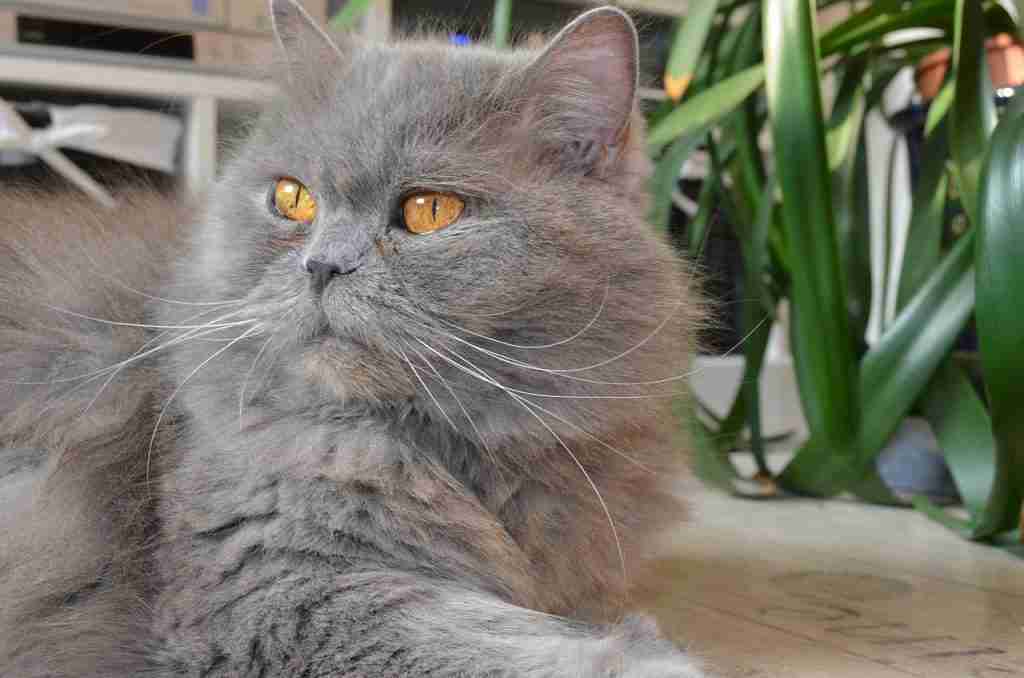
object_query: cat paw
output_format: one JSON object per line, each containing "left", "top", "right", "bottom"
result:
{"left": 595, "top": 615, "right": 710, "bottom": 677}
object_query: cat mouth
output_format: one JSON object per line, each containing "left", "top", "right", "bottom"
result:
{"left": 311, "top": 334, "right": 368, "bottom": 352}
{"left": 301, "top": 323, "right": 382, "bottom": 359}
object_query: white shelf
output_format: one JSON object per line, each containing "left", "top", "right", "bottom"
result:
{"left": 0, "top": 0, "right": 228, "bottom": 34}
{"left": 0, "top": 42, "right": 274, "bottom": 101}
{"left": 0, "top": 41, "right": 276, "bottom": 196}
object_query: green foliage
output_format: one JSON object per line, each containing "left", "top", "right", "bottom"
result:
{"left": 328, "top": 0, "right": 374, "bottom": 29}
{"left": 648, "top": 65, "right": 766, "bottom": 153}
{"left": 664, "top": 0, "right": 720, "bottom": 101}
{"left": 975, "top": 109, "right": 1024, "bottom": 537}
{"left": 492, "top": 0, "right": 513, "bottom": 49}
{"left": 650, "top": 0, "right": 1024, "bottom": 552}
{"left": 950, "top": 0, "right": 997, "bottom": 225}
{"left": 765, "top": 0, "right": 862, "bottom": 497}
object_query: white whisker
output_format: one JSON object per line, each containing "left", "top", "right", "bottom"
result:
{"left": 407, "top": 309, "right": 770, "bottom": 397}
{"left": 417, "top": 339, "right": 656, "bottom": 471}
{"left": 474, "top": 295, "right": 687, "bottom": 374}
{"left": 430, "top": 342, "right": 689, "bottom": 400}
{"left": 515, "top": 395, "right": 655, "bottom": 474}
{"left": 79, "top": 329, "right": 171, "bottom": 418}
{"left": 397, "top": 346, "right": 461, "bottom": 434}
{"left": 438, "top": 277, "right": 610, "bottom": 351}
{"left": 505, "top": 392, "right": 627, "bottom": 587}
{"left": 2, "top": 321, "right": 259, "bottom": 386}
{"left": 92, "top": 274, "right": 245, "bottom": 307}
{"left": 238, "top": 309, "right": 298, "bottom": 429}
{"left": 36, "top": 371, "right": 109, "bottom": 418}
{"left": 413, "top": 337, "right": 627, "bottom": 586}
{"left": 36, "top": 306, "right": 225, "bottom": 417}
{"left": 44, "top": 305, "right": 254, "bottom": 330}
{"left": 405, "top": 342, "right": 510, "bottom": 486}
{"left": 238, "top": 334, "right": 276, "bottom": 430}
{"left": 146, "top": 324, "right": 263, "bottom": 483}
{"left": 446, "top": 312, "right": 769, "bottom": 386}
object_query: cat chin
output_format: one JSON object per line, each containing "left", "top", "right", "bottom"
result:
{"left": 299, "top": 336, "right": 414, "bottom": 404}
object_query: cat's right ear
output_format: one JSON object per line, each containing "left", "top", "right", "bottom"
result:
{"left": 518, "top": 7, "right": 639, "bottom": 175}
{"left": 269, "top": 0, "right": 349, "bottom": 77}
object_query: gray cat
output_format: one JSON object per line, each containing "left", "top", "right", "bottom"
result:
{"left": 0, "top": 1, "right": 707, "bottom": 675}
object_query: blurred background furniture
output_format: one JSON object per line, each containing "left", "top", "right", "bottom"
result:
{"left": 0, "top": 0, "right": 684, "bottom": 197}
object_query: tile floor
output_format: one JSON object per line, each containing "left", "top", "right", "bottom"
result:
{"left": 639, "top": 486, "right": 1024, "bottom": 677}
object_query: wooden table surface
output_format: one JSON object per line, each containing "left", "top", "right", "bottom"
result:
{"left": 638, "top": 484, "right": 1024, "bottom": 677}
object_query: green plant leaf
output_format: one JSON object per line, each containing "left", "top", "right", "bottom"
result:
{"left": 492, "top": 0, "right": 513, "bottom": 48}
{"left": 912, "top": 495, "right": 974, "bottom": 535}
{"left": 820, "top": 0, "right": 953, "bottom": 57}
{"left": 691, "top": 9, "right": 747, "bottom": 89}
{"left": 722, "top": 7, "right": 778, "bottom": 315}
{"left": 329, "top": 0, "right": 374, "bottom": 29}
{"left": 737, "top": 177, "right": 779, "bottom": 476}
{"left": 975, "top": 109, "right": 1024, "bottom": 537}
{"left": 695, "top": 396, "right": 726, "bottom": 426}
{"left": 648, "top": 0, "right": 955, "bottom": 155}
{"left": 649, "top": 130, "right": 707, "bottom": 234}
{"left": 682, "top": 398, "right": 743, "bottom": 493}
{"left": 984, "top": 1, "right": 1019, "bottom": 37}
{"left": 920, "top": 359, "right": 996, "bottom": 530}
{"left": 664, "top": 0, "right": 720, "bottom": 101}
{"left": 765, "top": 0, "right": 860, "bottom": 496}
{"left": 826, "top": 55, "right": 868, "bottom": 172}
{"left": 874, "top": 37, "right": 950, "bottom": 67}
{"left": 845, "top": 133, "right": 873, "bottom": 351}
{"left": 860, "top": 231, "right": 976, "bottom": 467}
{"left": 992, "top": 531, "right": 1024, "bottom": 557}
{"left": 925, "top": 77, "right": 955, "bottom": 136}
{"left": 709, "top": 309, "right": 773, "bottom": 455}
{"left": 896, "top": 119, "right": 949, "bottom": 310}
{"left": 726, "top": 7, "right": 766, "bottom": 215}
{"left": 828, "top": 56, "right": 872, "bottom": 349}
{"left": 950, "top": 0, "right": 997, "bottom": 227}
{"left": 647, "top": 65, "right": 766, "bottom": 153}
{"left": 687, "top": 167, "right": 719, "bottom": 255}
{"left": 784, "top": 229, "right": 976, "bottom": 499}
{"left": 645, "top": 99, "right": 678, "bottom": 133}
{"left": 688, "top": 396, "right": 782, "bottom": 498}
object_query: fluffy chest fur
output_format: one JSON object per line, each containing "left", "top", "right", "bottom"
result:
{"left": 152, "top": 402, "right": 681, "bottom": 675}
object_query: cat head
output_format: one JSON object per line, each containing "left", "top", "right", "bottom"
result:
{"left": 172, "top": 0, "right": 697, "bottom": 450}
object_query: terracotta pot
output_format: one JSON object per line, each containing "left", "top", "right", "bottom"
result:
{"left": 915, "top": 33, "right": 1024, "bottom": 100}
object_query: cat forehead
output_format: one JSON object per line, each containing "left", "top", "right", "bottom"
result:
{"left": 283, "top": 41, "right": 524, "bottom": 131}
{"left": 253, "top": 41, "right": 530, "bottom": 187}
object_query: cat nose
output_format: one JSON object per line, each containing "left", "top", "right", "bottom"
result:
{"left": 303, "top": 258, "right": 354, "bottom": 291}
{"left": 302, "top": 227, "right": 373, "bottom": 292}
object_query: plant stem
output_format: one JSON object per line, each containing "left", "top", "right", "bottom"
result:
{"left": 493, "top": 0, "right": 513, "bottom": 49}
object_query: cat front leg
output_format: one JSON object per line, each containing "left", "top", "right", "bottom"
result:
{"left": 293, "top": 571, "right": 707, "bottom": 677}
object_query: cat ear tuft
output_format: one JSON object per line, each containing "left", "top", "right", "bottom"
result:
{"left": 521, "top": 7, "right": 639, "bottom": 172}
{"left": 269, "top": 0, "right": 347, "bottom": 68}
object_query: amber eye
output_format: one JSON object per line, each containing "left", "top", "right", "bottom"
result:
{"left": 273, "top": 178, "right": 317, "bottom": 223}
{"left": 402, "top": 192, "right": 465, "bottom": 234}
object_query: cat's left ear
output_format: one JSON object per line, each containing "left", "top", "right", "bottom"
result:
{"left": 521, "top": 7, "right": 639, "bottom": 173}
{"left": 269, "top": 0, "right": 348, "bottom": 70}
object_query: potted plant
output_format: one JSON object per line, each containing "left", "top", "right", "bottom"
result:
{"left": 648, "top": 0, "right": 1023, "bottom": 555}
{"left": 916, "top": 32, "right": 1024, "bottom": 100}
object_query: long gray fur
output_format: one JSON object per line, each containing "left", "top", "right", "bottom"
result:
{"left": 0, "top": 1, "right": 708, "bottom": 675}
